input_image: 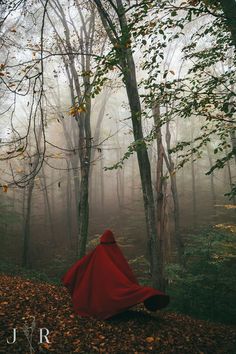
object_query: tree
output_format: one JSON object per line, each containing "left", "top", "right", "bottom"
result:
{"left": 92, "top": 0, "right": 162, "bottom": 288}
{"left": 47, "top": 0, "right": 98, "bottom": 258}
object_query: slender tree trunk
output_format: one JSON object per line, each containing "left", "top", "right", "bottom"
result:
{"left": 22, "top": 123, "right": 43, "bottom": 267}
{"left": 153, "top": 104, "right": 166, "bottom": 289}
{"left": 89, "top": 93, "right": 108, "bottom": 214}
{"left": 230, "top": 130, "right": 236, "bottom": 164}
{"left": 115, "top": 134, "right": 125, "bottom": 212}
{"left": 94, "top": 163, "right": 99, "bottom": 209}
{"left": 77, "top": 163, "right": 90, "bottom": 257}
{"left": 119, "top": 0, "right": 160, "bottom": 288}
{"left": 164, "top": 120, "right": 183, "bottom": 262}
{"left": 206, "top": 144, "right": 217, "bottom": 221}
{"left": 116, "top": 168, "right": 122, "bottom": 210}
{"left": 40, "top": 167, "right": 55, "bottom": 244}
{"left": 77, "top": 88, "right": 92, "bottom": 258}
{"left": 190, "top": 121, "right": 197, "bottom": 224}
{"left": 100, "top": 154, "right": 105, "bottom": 212}
{"left": 90, "top": 91, "right": 110, "bottom": 168}
{"left": 66, "top": 160, "right": 73, "bottom": 246}
{"left": 22, "top": 181, "right": 34, "bottom": 268}
{"left": 191, "top": 154, "right": 197, "bottom": 221}
{"left": 162, "top": 177, "right": 171, "bottom": 263}
{"left": 123, "top": 60, "right": 160, "bottom": 288}
{"left": 77, "top": 62, "right": 93, "bottom": 258}
{"left": 226, "top": 152, "right": 236, "bottom": 204}
{"left": 131, "top": 155, "right": 136, "bottom": 204}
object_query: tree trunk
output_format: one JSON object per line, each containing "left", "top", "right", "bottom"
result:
{"left": 226, "top": 150, "right": 236, "bottom": 204}
{"left": 100, "top": 154, "right": 105, "bottom": 212}
{"left": 22, "top": 180, "right": 34, "bottom": 268}
{"left": 77, "top": 162, "right": 90, "bottom": 258}
{"left": 66, "top": 161, "right": 73, "bottom": 247}
{"left": 115, "top": 130, "right": 125, "bottom": 212}
{"left": 122, "top": 52, "right": 161, "bottom": 288}
{"left": 164, "top": 119, "right": 183, "bottom": 262}
{"left": 76, "top": 91, "right": 92, "bottom": 258}
{"left": 190, "top": 121, "right": 197, "bottom": 224}
{"left": 153, "top": 104, "right": 165, "bottom": 290}
{"left": 131, "top": 155, "right": 136, "bottom": 203}
{"left": 77, "top": 63, "right": 92, "bottom": 258}
{"left": 40, "top": 167, "right": 55, "bottom": 245}
{"left": 22, "top": 123, "right": 43, "bottom": 267}
{"left": 206, "top": 144, "right": 217, "bottom": 221}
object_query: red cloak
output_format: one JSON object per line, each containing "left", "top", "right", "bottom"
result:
{"left": 62, "top": 230, "right": 169, "bottom": 320}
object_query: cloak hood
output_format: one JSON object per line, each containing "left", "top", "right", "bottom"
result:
{"left": 100, "top": 229, "right": 116, "bottom": 244}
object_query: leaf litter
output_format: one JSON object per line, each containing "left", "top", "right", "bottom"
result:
{"left": 0, "top": 274, "right": 236, "bottom": 353}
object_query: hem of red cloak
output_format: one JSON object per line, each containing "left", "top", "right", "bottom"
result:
{"left": 74, "top": 293, "right": 169, "bottom": 320}
{"left": 76, "top": 307, "right": 133, "bottom": 321}
{"left": 144, "top": 294, "right": 170, "bottom": 312}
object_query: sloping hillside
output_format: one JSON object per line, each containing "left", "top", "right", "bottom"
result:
{"left": 0, "top": 274, "right": 236, "bottom": 353}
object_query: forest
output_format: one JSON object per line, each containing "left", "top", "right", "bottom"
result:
{"left": 0, "top": 0, "right": 236, "bottom": 353}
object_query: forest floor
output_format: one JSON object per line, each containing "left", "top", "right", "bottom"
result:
{"left": 0, "top": 274, "right": 236, "bottom": 354}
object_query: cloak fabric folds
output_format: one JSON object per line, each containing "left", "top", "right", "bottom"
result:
{"left": 62, "top": 229, "right": 169, "bottom": 320}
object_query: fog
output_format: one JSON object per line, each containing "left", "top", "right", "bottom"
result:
{"left": 0, "top": 0, "right": 235, "bottom": 279}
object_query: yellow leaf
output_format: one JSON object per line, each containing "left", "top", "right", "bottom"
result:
{"left": 149, "top": 21, "right": 156, "bottom": 28}
{"left": 125, "top": 40, "right": 131, "bottom": 48}
{"left": 146, "top": 336, "right": 155, "bottom": 343}
{"left": 77, "top": 105, "right": 86, "bottom": 113}
{"left": 98, "top": 335, "right": 105, "bottom": 340}
{"left": 69, "top": 106, "right": 77, "bottom": 116}
{"left": 69, "top": 103, "right": 86, "bottom": 116}
{"left": 41, "top": 342, "right": 51, "bottom": 349}
{"left": 214, "top": 223, "right": 236, "bottom": 233}
{"left": 223, "top": 204, "right": 236, "bottom": 209}
{"left": 2, "top": 185, "right": 8, "bottom": 193}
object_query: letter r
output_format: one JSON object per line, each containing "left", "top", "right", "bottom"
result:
{"left": 39, "top": 328, "right": 50, "bottom": 343}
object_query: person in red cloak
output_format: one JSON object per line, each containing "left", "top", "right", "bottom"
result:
{"left": 62, "top": 229, "right": 169, "bottom": 320}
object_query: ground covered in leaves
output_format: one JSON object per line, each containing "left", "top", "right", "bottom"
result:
{"left": 0, "top": 274, "right": 236, "bottom": 354}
